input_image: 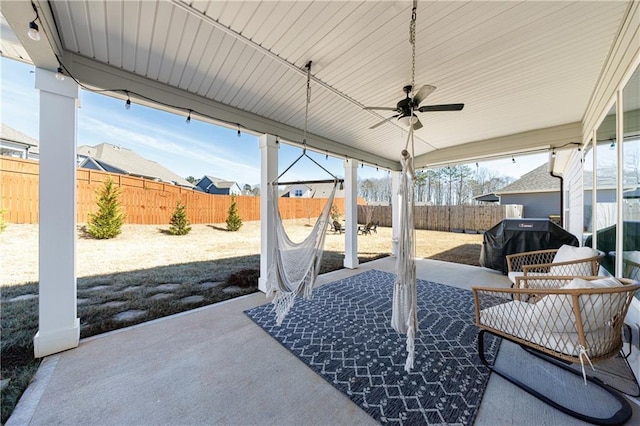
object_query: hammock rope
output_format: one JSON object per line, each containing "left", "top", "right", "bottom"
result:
{"left": 266, "top": 181, "right": 337, "bottom": 325}
{"left": 265, "top": 60, "right": 340, "bottom": 324}
{"left": 391, "top": 125, "right": 418, "bottom": 372}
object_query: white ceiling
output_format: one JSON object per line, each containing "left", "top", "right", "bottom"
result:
{"left": 0, "top": 1, "right": 633, "bottom": 170}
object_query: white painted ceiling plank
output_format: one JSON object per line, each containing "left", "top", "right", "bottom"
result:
{"left": 86, "top": 1, "right": 107, "bottom": 62}
{"left": 202, "top": 35, "right": 238, "bottom": 98}
{"left": 191, "top": 29, "right": 228, "bottom": 95}
{"left": 104, "top": 1, "right": 123, "bottom": 69}
{"left": 180, "top": 23, "right": 215, "bottom": 92}
{"left": 68, "top": 2, "right": 94, "bottom": 58}
{"left": 52, "top": 2, "right": 78, "bottom": 53}
{"left": 133, "top": 0, "right": 156, "bottom": 76}
{"left": 120, "top": 1, "right": 140, "bottom": 72}
{"left": 169, "top": 14, "right": 204, "bottom": 88}
{"left": 145, "top": 1, "right": 173, "bottom": 80}
{"left": 158, "top": 7, "right": 189, "bottom": 84}
{"left": 221, "top": 49, "right": 266, "bottom": 106}
{"left": 208, "top": 39, "right": 251, "bottom": 100}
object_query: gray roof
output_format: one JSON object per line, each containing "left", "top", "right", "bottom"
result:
{"left": 1, "top": 123, "right": 39, "bottom": 153}
{"left": 474, "top": 193, "right": 499, "bottom": 202}
{"left": 78, "top": 143, "right": 192, "bottom": 187}
{"left": 203, "top": 175, "right": 237, "bottom": 189}
{"left": 496, "top": 163, "right": 559, "bottom": 194}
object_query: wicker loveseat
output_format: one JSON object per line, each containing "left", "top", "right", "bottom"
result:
{"left": 506, "top": 245, "right": 604, "bottom": 288}
{"left": 473, "top": 275, "right": 639, "bottom": 425}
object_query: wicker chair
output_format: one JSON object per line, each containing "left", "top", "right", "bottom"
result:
{"left": 506, "top": 245, "right": 604, "bottom": 288}
{"left": 473, "top": 276, "right": 639, "bottom": 425}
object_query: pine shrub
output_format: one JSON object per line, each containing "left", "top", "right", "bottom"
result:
{"left": 86, "top": 178, "right": 125, "bottom": 239}
{"left": 0, "top": 209, "right": 6, "bottom": 233}
{"left": 226, "top": 195, "right": 243, "bottom": 231}
{"left": 168, "top": 201, "right": 191, "bottom": 235}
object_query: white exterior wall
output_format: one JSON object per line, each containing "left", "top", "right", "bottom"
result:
{"left": 564, "top": 150, "right": 585, "bottom": 241}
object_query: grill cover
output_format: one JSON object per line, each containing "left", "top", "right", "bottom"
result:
{"left": 480, "top": 219, "right": 579, "bottom": 274}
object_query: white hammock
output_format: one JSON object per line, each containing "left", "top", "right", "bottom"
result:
{"left": 265, "top": 182, "right": 338, "bottom": 325}
{"left": 391, "top": 133, "right": 418, "bottom": 372}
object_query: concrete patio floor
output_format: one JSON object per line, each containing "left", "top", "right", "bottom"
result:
{"left": 8, "top": 258, "right": 639, "bottom": 425}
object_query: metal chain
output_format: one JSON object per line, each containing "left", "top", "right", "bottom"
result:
{"left": 410, "top": 1, "right": 417, "bottom": 93}
{"left": 303, "top": 61, "right": 312, "bottom": 147}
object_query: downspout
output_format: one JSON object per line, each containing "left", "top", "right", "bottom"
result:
{"left": 547, "top": 152, "right": 563, "bottom": 227}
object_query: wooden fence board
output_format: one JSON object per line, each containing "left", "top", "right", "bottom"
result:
{"left": 358, "top": 203, "right": 522, "bottom": 232}
{"left": 1, "top": 158, "right": 354, "bottom": 225}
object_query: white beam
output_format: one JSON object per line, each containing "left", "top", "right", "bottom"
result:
{"left": 414, "top": 122, "right": 581, "bottom": 169}
{"left": 343, "top": 159, "right": 358, "bottom": 269}
{"left": 65, "top": 53, "right": 399, "bottom": 171}
{"left": 391, "top": 172, "right": 401, "bottom": 256}
{"left": 33, "top": 68, "right": 80, "bottom": 358}
{"left": 258, "top": 134, "right": 279, "bottom": 293}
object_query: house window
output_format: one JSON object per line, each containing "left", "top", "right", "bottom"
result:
{"left": 294, "top": 189, "right": 304, "bottom": 197}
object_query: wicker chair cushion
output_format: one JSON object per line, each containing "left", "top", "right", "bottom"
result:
{"left": 531, "top": 277, "right": 622, "bottom": 333}
{"left": 508, "top": 271, "right": 523, "bottom": 284}
{"left": 549, "top": 245, "right": 599, "bottom": 275}
{"left": 479, "top": 302, "right": 611, "bottom": 357}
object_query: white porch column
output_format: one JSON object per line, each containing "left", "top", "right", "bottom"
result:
{"left": 34, "top": 68, "right": 80, "bottom": 358}
{"left": 391, "top": 171, "right": 401, "bottom": 256}
{"left": 258, "top": 134, "right": 279, "bottom": 292}
{"left": 343, "top": 159, "right": 359, "bottom": 269}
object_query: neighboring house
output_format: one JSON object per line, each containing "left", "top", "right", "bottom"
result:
{"left": 494, "top": 163, "right": 560, "bottom": 219}
{"left": 281, "top": 182, "right": 345, "bottom": 198}
{"left": 1, "top": 123, "right": 39, "bottom": 160}
{"left": 196, "top": 175, "right": 241, "bottom": 195}
{"left": 77, "top": 143, "right": 193, "bottom": 188}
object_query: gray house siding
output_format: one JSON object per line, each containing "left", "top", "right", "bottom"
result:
{"left": 500, "top": 193, "right": 559, "bottom": 219}
{"left": 196, "top": 176, "right": 231, "bottom": 195}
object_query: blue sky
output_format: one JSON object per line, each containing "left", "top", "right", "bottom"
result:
{"left": 1, "top": 57, "right": 545, "bottom": 187}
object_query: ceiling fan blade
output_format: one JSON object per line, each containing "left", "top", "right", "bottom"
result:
{"left": 418, "top": 103, "right": 464, "bottom": 112}
{"left": 412, "top": 85, "right": 437, "bottom": 106}
{"left": 364, "top": 106, "right": 397, "bottom": 111}
{"left": 369, "top": 114, "right": 400, "bottom": 129}
{"left": 412, "top": 117, "right": 424, "bottom": 131}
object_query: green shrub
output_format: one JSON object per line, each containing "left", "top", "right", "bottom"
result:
{"left": 226, "top": 195, "right": 242, "bottom": 232}
{"left": 330, "top": 204, "right": 341, "bottom": 222}
{"left": 86, "top": 178, "right": 125, "bottom": 239}
{"left": 0, "top": 209, "right": 7, "bottom": 233}
{"left": 168, "top": 201, "right": 191, "bottom": 235}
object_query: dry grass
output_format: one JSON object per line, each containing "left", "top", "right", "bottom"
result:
{"left": 1, "top": 220, "right": 482, "bottom": 286}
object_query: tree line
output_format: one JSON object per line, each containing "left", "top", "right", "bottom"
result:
{"left": 187, "top": 165, "right": 515, "bottom": 205}
{"left": 359, "top": 165, "right": 515, "bottom": 205}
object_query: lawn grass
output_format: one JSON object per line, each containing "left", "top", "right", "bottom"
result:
{"left": 0, "top": 221, "right": 482, "bottom": 423}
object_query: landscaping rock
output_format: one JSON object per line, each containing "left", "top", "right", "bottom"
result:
{"left": 149, "top": 293, "right": 173, "bottom": 301}
{"left": 222, "top": 286, "right": 242, "bottom": 294}
{"left": 121, "top": 285, "right": 143, "bottom": 293}
{"left": 101, "top": 301, "right": 127, "bottom": 309}
{"left": 85, "top": 285, "right": 111, "bottom": 292}
{"left": 200, "top": 281, "right": 224, "bottom": 290}
{"left": 180, "top": 295, "right": 204, "bottom": 304}
{"left": 8, "top": 294, "right": 38, "bottom": 302}
{"left": 1, "top": 379, "right": 10, "bottom": 392}
{"left": 113, "top": 310, "right": 147, "bottom": 322}
{"left": 155, "top": 283, "right": 181, "bottom": 292}
{"left": 77, "top": 298, "right": 90, "bottom": 305}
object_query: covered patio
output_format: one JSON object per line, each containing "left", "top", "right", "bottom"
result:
{"left": 1, "top": 0, "right": 639, "bottom": 424}
{"left": 12, "top": 257, "right": 639, "bottom": 425}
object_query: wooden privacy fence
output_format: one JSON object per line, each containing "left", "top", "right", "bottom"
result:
{"left": 358, "top": 204, "right": 523, "bottom": 233}
{"left": 1, "top": 157, "right": 349, "bottom": 224}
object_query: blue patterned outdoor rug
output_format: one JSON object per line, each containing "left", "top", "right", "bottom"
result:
{"left": 244, "top": 269, "right": 500, "bottom": 425}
